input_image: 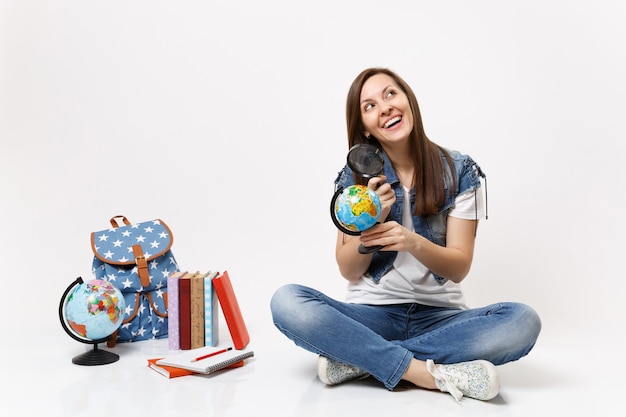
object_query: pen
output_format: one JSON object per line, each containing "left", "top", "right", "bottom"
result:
{"left": 190, "top": 347, "right": 233, "bottom": 362}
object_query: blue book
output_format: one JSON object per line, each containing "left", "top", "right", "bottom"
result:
{"left": 203, "top": 271, "right": 219, "bottom": 346}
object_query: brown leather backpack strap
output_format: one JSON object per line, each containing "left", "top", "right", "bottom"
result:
{"left": 145, "top": 292, "right": 168, "bottom": 318}
{"left": 110, "top": 215, "right": 131, "bottom": 228}
{"left": 122, "top": 293, "right": 141, "bottom": 323}
{"left": 132, "top": 244, "right": 150, "bottom": 287}
{"left": 106, "top": 330, "right": 119, "bottom": 348}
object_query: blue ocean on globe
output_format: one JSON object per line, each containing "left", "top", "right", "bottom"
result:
{"left": 334, "top": 185, "right": 382, "bottom": 232}
{"left": 64, "top": 279, "right": 126, "bottom": 341}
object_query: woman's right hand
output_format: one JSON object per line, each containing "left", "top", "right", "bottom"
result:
{"left": 368, "top": 175, "right": 394, "bottom": 221}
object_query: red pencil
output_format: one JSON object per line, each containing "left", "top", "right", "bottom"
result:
{"left": 190, "top": 347, "right": 233, "bottom": 362}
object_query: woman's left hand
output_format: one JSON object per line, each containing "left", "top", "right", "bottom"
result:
{"left": 359, "top": 220, "right": 411, "bottom": 252}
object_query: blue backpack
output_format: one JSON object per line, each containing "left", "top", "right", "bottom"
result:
{"left": 91, "top": 215, "right": 179, "bottom": 346}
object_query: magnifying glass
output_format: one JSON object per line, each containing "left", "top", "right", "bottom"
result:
{"left": 346, "top": 143, "right": 384, "bottom": 179}
{"left": 330, "top": 143, "right": 386, "bottom": 254}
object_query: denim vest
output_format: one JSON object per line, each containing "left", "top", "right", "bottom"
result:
{"left": 334, "top": 149, "right": 486, "bottom": 285}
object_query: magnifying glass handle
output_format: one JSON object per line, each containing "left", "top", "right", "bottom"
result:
{"left": 358, "top": 244, "right": 384, "bottom": 254}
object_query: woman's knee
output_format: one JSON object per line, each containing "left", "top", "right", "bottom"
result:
{"left": 270, "top": 283, "right": 312, "bottom": 323}
{"left": 504, "top": 302, "right": 542, "bottom": 355}
{"left": 515, "top": 303, "right": 542, "bottom": 340}
{"left": 270, "top": 284, "right": 296, "bottom": 315}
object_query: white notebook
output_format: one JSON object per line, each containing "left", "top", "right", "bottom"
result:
{"left": 156, "top": 346, "right": 254, "bottom": 374}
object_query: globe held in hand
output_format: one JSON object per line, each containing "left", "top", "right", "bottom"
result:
{"left": 334, "top": 184, "right": 382, "bottom": 233}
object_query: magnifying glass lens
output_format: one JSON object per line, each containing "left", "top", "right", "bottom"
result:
{"left": 347, "top": 144, "right": 384, "bottom": 178}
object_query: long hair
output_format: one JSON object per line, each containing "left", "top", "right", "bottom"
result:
{"left": 345, "top": 67, "right": 455, "bottom": 216}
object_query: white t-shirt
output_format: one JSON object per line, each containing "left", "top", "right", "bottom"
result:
{"left": 345, "top": 186, "right": 485, "bottom": 309}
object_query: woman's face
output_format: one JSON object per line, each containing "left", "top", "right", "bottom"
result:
{"left": 359, "top": 73, "right": 413, "bottom": 146}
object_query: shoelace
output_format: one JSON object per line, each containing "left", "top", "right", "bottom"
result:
{"left": 426, "top": 359, "right": 464, "bottom": 402}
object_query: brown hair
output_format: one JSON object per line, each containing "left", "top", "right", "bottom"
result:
{"left": 345, "top": 67, "right": 455, "bottom": 216}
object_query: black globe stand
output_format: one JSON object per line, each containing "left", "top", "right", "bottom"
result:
{"left": 59, "top": 277, "right": 121, "bottom": 366}
{"left": 358, "top": 242, "right": 384, "bottom": 254}
{"left": 72, "top": 343, "right": 119, "bottom": 366}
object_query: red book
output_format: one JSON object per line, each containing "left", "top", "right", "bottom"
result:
{"left": 213, "top": 271, "right": 250, "bottom": 350}
{"left": 178, "top": 272, "right": 193, "bottom": 350}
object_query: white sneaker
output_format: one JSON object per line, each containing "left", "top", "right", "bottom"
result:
{"left": 426, "top": 359, "right": 500, "bottom": 401}
{"left": 317, "top": 356, "right": 370, "bottom": 385}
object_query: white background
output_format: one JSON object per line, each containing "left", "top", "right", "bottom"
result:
{"left": 1, "top": 0, "right": 624, "bottom": 391}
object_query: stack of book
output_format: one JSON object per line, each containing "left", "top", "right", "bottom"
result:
{"left": 148, "top": 270, "right": 253, "bottom": 378}
{"left": 167, "top": 270, "right": 249, "bottom": 351}
{"left": 168, "top": 270, "right": 217, "bottom": 350}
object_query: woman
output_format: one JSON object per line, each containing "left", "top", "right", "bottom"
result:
{"left": 270, "top": 68, "right": 541, "bottom": 402}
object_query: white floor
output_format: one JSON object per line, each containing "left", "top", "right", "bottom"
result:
{"left": 3, "top": 319, "right": 623, "bottom": 417}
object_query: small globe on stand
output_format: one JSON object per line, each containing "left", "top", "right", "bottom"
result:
{"left": 332, "top": 184, "right": 382, "bottom": 233}
{"left": 59, "top": 277, "right": 126, "bottom": 365}
{"left": 330, "top": 184, "right": 384, "bottom": 254}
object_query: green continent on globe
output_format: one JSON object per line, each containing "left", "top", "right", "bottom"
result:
{"left": 334, "top": 184, "right": 382, "bottom": 233}
{"left": 346, "top": 185, "right": 379, "bottom": 218}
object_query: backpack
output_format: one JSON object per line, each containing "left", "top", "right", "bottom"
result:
{"left": 91, "top": 215, "right": 179, "bottom": 347}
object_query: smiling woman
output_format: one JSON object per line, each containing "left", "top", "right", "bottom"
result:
{"left": 270, "top": 67, "right": 542, "bottom": 403}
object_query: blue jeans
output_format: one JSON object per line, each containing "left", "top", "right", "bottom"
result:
{"left": 270, "top": 283, "right": 541, "bottom": 390}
